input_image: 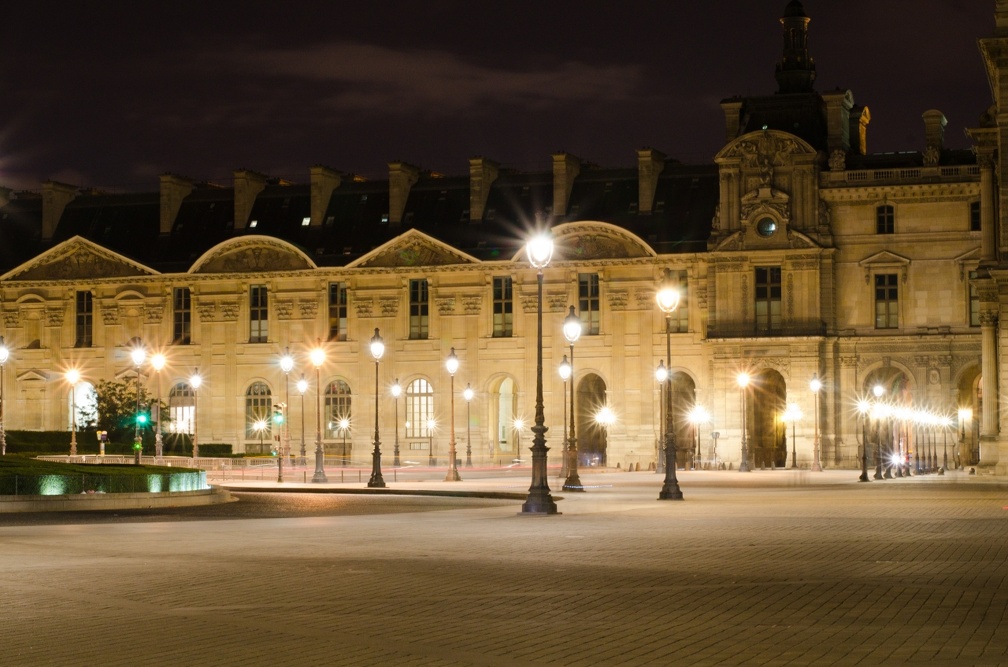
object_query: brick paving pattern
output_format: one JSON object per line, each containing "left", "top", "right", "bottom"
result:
{"left": 1, "top": 470, "right": 1006, "bottom": 665}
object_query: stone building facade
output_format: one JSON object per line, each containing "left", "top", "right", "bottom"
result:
{"left": 0, "top": 1, "right": 998, "bottom": 473}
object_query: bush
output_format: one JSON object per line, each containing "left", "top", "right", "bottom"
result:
{"left": 4, "top": 431, "right": 232, "bottom": 457}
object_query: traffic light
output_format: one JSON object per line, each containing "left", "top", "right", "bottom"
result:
{"left": 273, "top": 407, "right": 284, "bottom": 425}
{"left": 137, "top": 412, "right": 148, "bottom": 426}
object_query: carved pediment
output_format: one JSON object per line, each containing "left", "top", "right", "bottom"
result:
{"left": 191, "top": 237, "right": 315, "bottom": 274}
{"left": 351, "top": 229, "right": 480, "bottom": 268}
{"left": 858, "top": 250, "right": 910, "bottom": 284}
{"left": 547, "top": 221, "right": 656, "bottom": 261}
{"left": 1, "top": 236, "right": 158, "bottom": 281}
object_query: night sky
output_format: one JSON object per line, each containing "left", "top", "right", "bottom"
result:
{"left": 0, "top": 1, "right": 995, "bottom": 192}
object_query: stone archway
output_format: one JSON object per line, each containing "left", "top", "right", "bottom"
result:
{"left": 670, "top": 372, "right": 697, "bottom": 469}
{"left": 749, "top": 369, "right": 787, "bottom": 469}
{"left": 576, "top": 374, "right": 607, "bottom": 467}
{"left": 863, "top": 367, "right": 913, "bottom": 471}
{"left": 956, "top": 366, "right": 981, "bottom": 466}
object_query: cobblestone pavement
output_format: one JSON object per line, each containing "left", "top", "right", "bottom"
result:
{"left": 1, "top": 469, "right": 1007, "bottom": 666}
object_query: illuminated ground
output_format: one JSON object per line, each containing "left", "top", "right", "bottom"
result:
{"left": 1, "top": 469, "right": 1006, "bottom": 665}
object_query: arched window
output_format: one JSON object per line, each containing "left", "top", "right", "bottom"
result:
{"left": 168, "top": 382, "right": 195, "bottom": 434}
{"left": 324, "top": 380, "right": 352, "bottom": 439}
{"left": 245, "top": 381, "right": 273, "bottom": 438}
{"left": 405, "top": 379, "right": 434, "bottom": 439}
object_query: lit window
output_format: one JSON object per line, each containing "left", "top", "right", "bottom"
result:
{"left": 249, "top": 219, "right": 258, "bottom": 229}
{"left": 875, "top": 274, "right": 899, "bottom": 329}
{"left": 302, "top": 216, "right": 311, "bottom": 226}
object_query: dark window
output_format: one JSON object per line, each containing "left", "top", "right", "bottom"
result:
{"left": 75, "top": 291, "right": 93, "bottom": 348}
{"left": 578, "top": 273, "right": 600, "bottom": 335}
{"left": 492, "top": 276, "right": 513, "bottom": 337}
{"left": 876, "top": 205, "right": 894, "bottom": 234}
{"left": 970, "top": 201, "right": 981, "bottom": 232}
{"left": 250, "top": 285, "right": 268, "bottom": 343}
{"left": 755, "top": 267, "right": 782, "bottom": 333}
{"left": 172, "top": 288, "right": 191, "bottom": 345}
{"left": 409, "top": 279, "right": 429, "bottom": 339}
{"left": 875, "top": 274, "right": 899, "bottom": 329}
{"left": 969, "top": 270, "right": 980, "bottom": 327}
{"left": 328, "top": 282, "right": 348, "bottom": 341}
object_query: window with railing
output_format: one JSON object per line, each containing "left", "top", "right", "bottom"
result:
{"left": 492, "top": 276, "right": 513, "bottom": 337}
{"left": 578, "top": 273, "right": 600, "bottom": 335}
{"left": 754, "top": 267, "right": 781, "bottom": 333}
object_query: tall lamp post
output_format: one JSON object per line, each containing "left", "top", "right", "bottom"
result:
{"left": 0, "top": 336, "right": 8, "bottom": 456}
{"left": 280, "top": 348, "right": 294, "bottom": 473}
{"left": 558, "top": 356, "right": 571, "bottom": 478}
{"left": 427, "top": 418, "right": 436, "bottom": 466}
{"left": 151, "top": 354, "right": 166, "bottom": 463}
{"left": 444, "top": 347, "right": 461, "bottom": 481}
{"left": 562, "top": 305, "right": 583, "bottom": 492}
{"left": 464, "top": 383, "right": 474, "bottom": 468}
{"left": 391, "top": 379, "right": 402, "bottom": 467}
{"left": 783, "top": 402, "right": 801, "bottom": 469}
{"left": 368, "top": 328, "right": 386, "bottom": 488}
{"left": 857, "top": 399, "right": 871, "bottom": 482}
{"left": 872, "top": 384, "right": 884, "bottom": 480}
{"left": 737, "top": 373, "right": 751, "bottom": 472}
{"left": 655, "top": 361, "right": 668, "bottom": 474}
{"left": 958, "top": 406, "right": 972, "bottom": 469}
{"left": 66, "top": 368, "right": 81, "bottom": 457}
{"left": 687, "top": 405, "right": 710, "bottom": 470}
{"left": 657, "top": 271, "right": 683, "bottom": 499}
{"left": 810, "top": 373, "right": 823, "bottom": 471}
{"left": 297, "top": 375, "right": 308, "bottom": 466}
{"left": 311, "top": 341, "right": 328, "bottom": 483}
{"left": 131, "top": 346, "right": 146, "bottom": 465}
{"left": 522, "top": 233, "right": 558, "bottom": 514}
{"left": 190, "top": 371, "right": 201, "bottom": 459}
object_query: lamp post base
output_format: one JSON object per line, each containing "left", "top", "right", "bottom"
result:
{"left": 312, "top": 446, "right": 328, "bottom": 483}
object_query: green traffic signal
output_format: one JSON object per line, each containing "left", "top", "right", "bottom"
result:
{"left": 273, "top": 409, "right": 284, "bottom": 425}
{"left": 137, "top": 413, "right": 148, "bottom": 425}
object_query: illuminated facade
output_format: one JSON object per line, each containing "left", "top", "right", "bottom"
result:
{"left": 0, "top": 1, "right": 1000, "bottom": 472}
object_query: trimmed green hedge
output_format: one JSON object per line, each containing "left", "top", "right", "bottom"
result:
{"left": 0, "top": 455, "right": 208, "bottom": 495}
{"left": 3, "top": 431, "right": 232, "bottom": 457}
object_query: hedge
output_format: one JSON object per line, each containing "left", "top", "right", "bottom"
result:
{"left": 2, "top": 431, "right": 232, "bottom": 457}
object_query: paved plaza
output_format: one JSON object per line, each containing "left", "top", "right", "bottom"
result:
{"left": 1, "top": 468, "right": 1007, "bottom": 666}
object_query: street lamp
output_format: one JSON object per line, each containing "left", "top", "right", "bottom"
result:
{"left": 558, "top": 355, "right": 571, "bottom": 478}
{"left": 444, "top": 347, "right": 462, "bottom": 482}
{"left": 513, "top": 418, "right": 524, "bottom": 455}
{"left": 337, "top": 416, "right": 350, "bottom": 466}
{"left": 737, "top": 372, "right": 751, "bottom": 473}
{"left": 190, "top": 371, "right": 202, "bottom": 459}
{"left": 657, "top": 271, "right": 683, "bottom": 499}
{"left": 562, "top": 305, "right": 583, "bottom": 492}
{"left": 280, "top": 348, "right": 294, "bottom": 476}
{"left": 427, "top": 417, "right": 436, "bottom": 466}
{"left": 782, "top": 402, "right": 801, "bottom": 469}
{"left": 66, "top": 368, "right": 81, "bottom": 457}
{"left": 872, "top": 384, "right": 884, "bottom": 480}
{"left": 810, "top": 373, "right": 823, "bottom": 472}
{"left": 522, "top": 232, "right": 558, "bottom": 514}
{"left": 857, "top": 398, "right": 871, "bottom": 482}
{"left": 297, "top": 374, "right": 308, "bottom": 466}
{"left": 311, "top": 341, "right": 327, "bottom": 483}
{"left": 595, "top": 407, "right": 615, "bottom": 465}
{"left": 655, "top": 361, "right": 669, "bottom": 474}
{"left": 0, "top": 336, "right": 7, "bottom": 456}
{"left": 368, "top": 328, "right": 386, "bottom": 488}
{"left": 464, "top": 383, "right": 474, "bottom": 468}
{"left": 254, "top": 418, "right": 268, "bottom": 451}
{"left": 391, "top": 379, "right": 402, "bottom": 467}
{"left": 131, "top": 346, "right": 146, "bottom": 465}
{"left": 958, "top": 406, "right": 972, "bottom": 469}
{"left": 150, "top": 353, "right": 166, "bottom": 463}
{"left": 687, "top": 404, "right": 710, "bottom": 470}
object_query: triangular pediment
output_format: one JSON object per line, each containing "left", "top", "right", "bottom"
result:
{"left": 859, "top": 250, "right": 910, "bottom": 284}
{"left": 513, "top": 221, "right": 656, "bottom": 262}
{"left": 0, "top": 236, "right": 159, "bottom": 282}
{"left": 349, "top": 229, "right": 480, "bottom": 268}
{"left": 16, "top": 369, "right": 50, "bottom": 383}
{"left": 190, "top": 236, "right": 317, "bottom": 274}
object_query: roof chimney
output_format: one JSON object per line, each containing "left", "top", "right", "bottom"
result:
{"left": 468, "top": 156, "right": 499, "bottom": 223}
{"left": 720, "top": 99, "right": 744, "bottom": 143}
{"left": 233, "top": 169, "right": 267, "bottom": 228}
{"left": 552, "top": 152, "right": 581, "bottom": 218}
{"left": 849, "top": 105, "right": 870, "bottom": 155}
{"left": 159, "top": 173, "right": 194, "bottom": 236}
{"left": 922, "top": 109, "right": 947, "bottom": 151}
{"left": 637, "top": 148, "right": 666, "bottom": 215}
{"left": 41, "top": 180, "right": 78, "bottom": 241}
{"left": 310, "top": 165, "right": 342, "bottom": 227}
{"left": 388, "top": 161, "right": 420, "bottom": 227}
{"left": 822, "top": 89, "right": 854, "bottom": 154}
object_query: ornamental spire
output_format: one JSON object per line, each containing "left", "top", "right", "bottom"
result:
{"left": 775, "top": 0, "right": 816, "bottom": 93}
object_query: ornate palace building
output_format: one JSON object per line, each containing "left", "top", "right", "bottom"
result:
{"left": 1, "top": 1, "right": 1003, "bottom": 473}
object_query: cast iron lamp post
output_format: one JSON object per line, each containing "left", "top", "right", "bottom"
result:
{"left": 783, "top": 402, "right": 801, "bottom": 469}
{"left": 857, "top": 398, "right": 870, "bottom": 482}
{"left": 151, "top": 353, "right": 166, "bottom": 463}
{"left": 872, "top": 384, "right": 884, "bottom": 480}
{"left": 958, "top": 406, "right": 972, "bottom": 469}
{"left": 427, "top": 418, "right": 436, "bottom": 466}
{"left": 737, "top": 373, "right": 751, "bottom": 472}
{"left": 463, "top": 383, "right": 474, "bottom": 468}
{"left": 595, "top": 407, "right": 615, "bottom": 465}
{"left": 657, "top": 272, "right": 683, "bottom": 499}
{"left": 337, "top": 417, "right": 350, "bottom": 465}
{"left": 391, "top": 379, "right": 402, "bottom": 467}
{"left": 190, "top": 371, "right": 201, "bottom": 459}
{"left": 445, "top": 347, "right": 461, "bottom": 481}
{"left": 558, "top": 356, "right": 571, "bottom": 478}
{"left": 280, "top": 348, "right": 294, "bottom": 477}
{"left": 255, "top": 418, "right": 268, "bottom": 451}
{"left": 297, "top": 375, "right": 308, "bottom": 466}
{"left": 655, "top": 361, "right": 668, "bottom": 474}
{"left": 687, "top": 404, "right": 710, "bottom": 470}
{"left": 0, "top": 337, "right": 7, "bottom": 456}
{"left": 131, "top": 346, "right": 146, "bottom": 464}
{"left": 522, "top": 233, "right": 558, "bottom": 514}
{"left": 368, "top": 328, "right": 386, "bottom": 488}
{"left": 810, "top": 373, "right": 823, "bottom": 471}
{"left": 562, "top": 305, "right": 583, "bottom": 492}
{"left": 310, "top": 341, "right": 328, "bottom": 482}
{"left": 66, "top": 368, "right": 81, "bottom": 457}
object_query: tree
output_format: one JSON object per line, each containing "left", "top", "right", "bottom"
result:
{"left": 81, "top": 379, "right": 166, "bottom": 445}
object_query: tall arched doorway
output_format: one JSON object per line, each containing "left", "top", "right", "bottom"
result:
{"left": 576, "top": 373, "right": 607, "bottom": 466}
{"left": 489, "top": 377, "right": 517, "bottom": 464}
{"left": 863, "top": 366, "right": 913, "bottom": 469}
{"left": 747, "top": 369, "right": 786, "bottom": 469}
{"left": 956, "top": 366, "right": 981, "bottom": 466}
{"left": 670, "top": 372, "right": 697, "bottom": 469}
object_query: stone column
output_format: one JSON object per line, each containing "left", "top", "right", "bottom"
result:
{"left": 979, "top": 309, "right": 999, "bottom": 466}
